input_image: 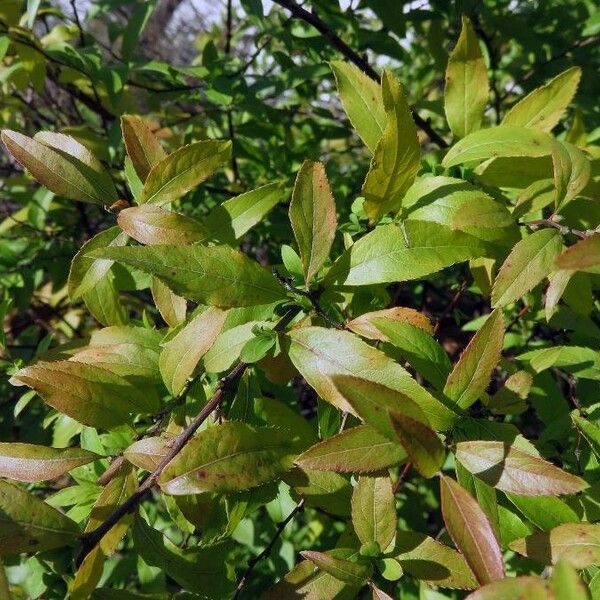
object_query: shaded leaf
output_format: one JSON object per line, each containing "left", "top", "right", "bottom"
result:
{"left": 286, "top": 326, "right": 456, "bottom": 430}
{"left": 389, "top": 411, "right": 445, "bottom": 478}
{"left": 0, "top": 443, "right": 98, "bottom": 482}
{"left": 440, "top": 475, "right": 504, "bottom": 585}
{"left": 0, "top": 479, "right": 80, "bottom": 555}
{"left": 89, "top": 245, "right": 286, "bottom": 308}
{"left": 301, "top": 549, "right": 372, "bottom": 586}
{"left": 506, "top": 493, "right": 580, "bottom": 532}
{"left": 555, "top": 234, "right": 600, "bottom": 273}
{"left": 443, "top": 310, "right": 504, "bottom": 410}
{"left": 289, "top": 160, "right": 337, "bottom": 286}
{"left": 393, "top": 530, "right": 477, "bottom": 590}
{"left": 444, "top": 16, "right": 489, "bottom": 138}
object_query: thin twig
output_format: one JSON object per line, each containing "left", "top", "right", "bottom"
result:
{"left": 393, "top": 461, "right": 412, "bottom": 494}
{"left": 521, "top": 217, "right": 588, "bottom": 239}
{"left": 433, "top": 279, "right": 467, "bottom": 335}
{"left": 270, "top": 0, "right": 448, "bottom": 148}
{"left": 75, "top": 304, "right": 303, "bottom": 567}
{"left": 233, "top": 499, "right": 305, "bottom": 599}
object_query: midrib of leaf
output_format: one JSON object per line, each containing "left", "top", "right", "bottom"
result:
{"left": 306, "top": 440, "right": 395, "bottom": 460}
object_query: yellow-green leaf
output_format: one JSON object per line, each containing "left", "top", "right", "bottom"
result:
{"left": 443, "top": 310, "right": 504, "bottom": 410}
{"left": 551, "top": 560, "right": 590, "bottom": 600}
{"left": 88, "top": 244, "right": 286, "bottom": 307}
{"left": 138, "top": 140, "right": 231, "bottom": 205}
{"left": 301, "top": 549, "right": 372, "bottom": 586}
{"left": 492, "top": 229, "right": 563, "bottom": 307}
{"left": 465, "top": 576, "right": 549, "bottom": 600}
{"left": 444, "top": 16, "right": 489, "bottom": 138}
{"left": 325, "top": 221, "right": 489, "bottom": 287}
{"left": 347, "top": 307, "right": 433, "bottom": 341}
{"left": 289, "top": 160, "right": 337, "bottom": 286}
{"left": 330, "top": 61, "right": 385, "bottom": 152}
{"left": 362, "top": 70, "right": 420, "bottom": 221}
{"left": 502, "top": 67, "right": 581, "bottom": 132}
{"left": 151, "top": 277, "right": 187, "bottom": 328}
{"left": 555, "top": 234, "right": 600, "bottom": 273}
{"left": 442, "top": 126, "right": 552, "bottom": 168}
{"left": 159, "top": 307, "right": 227, "bottom": 396}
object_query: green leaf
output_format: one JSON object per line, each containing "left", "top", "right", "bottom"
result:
{"left": 443, "top": 310, "right": 504, "bottom": 410}
{"left": 552, "top": 141, "right": 591, "bottom": 209}
{"left": 301, "top": 549, "right": 372, "bottom": 586}
{"left": 347, "top": 307, "right": 433, "bottom": 341}
{"left": 351, "top": 475, "right": 397, "bottom": 551}
{"left": 393, "top": 530, "right": 477, "bottom": 590}
{"left": 88, "top": 245, "right": 286, "bottom": 307}
{"left": 117, "top": 205, "right": 209, "bottom": 246}
{"left": 138, "top": 140, "right": 232, "bottom": 205}
{"left": 132, "top": 516, "right": 233, "bottom": 598}
{"left": 289, "top": 160, "right": 337, "bottom": 286}
{"left": 1, "top": 130, "right": 117, "bottom": 204}
{"left": 239, "top": 333, "right": 276, "bottom": 363}
{"left": 330, "top": 61, "right": 385, "bottom": 153}
{"left": 286, "top": 326, "right": 457, "bottom": 430}
{"left": 510, "top": 523, "right": 600, "bottom": 568}
{"left": 555, "top": 234, "right": 600, "bottom": 274}
{"left": 465, "top": 577, "right": 549, "bottom": 600}
{"left": 374, "top": 318, "right": 451, "bottom": 390}
{"left": 326, "top": 221, "right": 489, "bottom": 287}
{"left": 551, "top": 560, "right": 590, "bottom": 600}
{"left": 441, "top": 126, "right": 552, "bottom": 168}
{"left": 440, "top": 475, "right": 504, "bottom": 585}
{"left": 69, "top": 546, "right": 105, "bottom": 600}
{"left": 502, "top": 67, "right": 581, "bottom": 132}
{"left": 517, "top": 346, "right": 600, "bottom": 380}
{"left": 0, "top": 479, "right": 80, "bottom": 555}
{"left": 0, "top": 443, "right": 98, "bottom": 482}
{"left": 295, "top": 424, "right": 407, "bottom": 473}
{"left": 68, "top": 226, "right": 129, "bottom": 300}
{"left": 159, "top": 422, "right": 296, "bottom": 494}
{"left": 159, "top": 307, "right": 227, "bottom": 395}
{"left": 362, "top": 69, "right": 420, "bottom": 221}
{"left": 486, "top": 371, "right": 532, "bottom": 415}
{"left": 444, "top": 16, "right": 489, "bottom": 138}
{"left": 10, "top": 360, "right": 159, "bottom": 428}
{"left": 151, "top": 277, "right": 187, "bottom": 328}
{"left": 455, "top": 441, "right": 588, "bottom": 495}
{"left": 204, "top": 182, "right": 286, "bottom": 244}
{"left": 506, "top": 494, "right": 580, "bottom": 532}
{"left": 121, "top": 115, "right": 167, "bottom": 181}
{"left": 389, "top": 411, "right": 445, "bottom": 478}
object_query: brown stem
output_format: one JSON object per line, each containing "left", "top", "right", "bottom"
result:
{"left": 270, "top": 0, "right": 448, "bottom": 149}
{"left": 521, "top": 218, "right": 587, "bottom": 239}
{"left": 75, "top": 304, "right": 302, "bottom": 567}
